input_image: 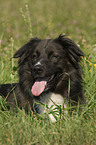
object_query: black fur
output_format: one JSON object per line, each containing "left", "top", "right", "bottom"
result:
{"left": 0, "top": 35, "right": 85, "bottom": 112}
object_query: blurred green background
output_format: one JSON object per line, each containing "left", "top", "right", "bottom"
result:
{"left": 0, "top": 0, "right": 96, "bottom": 48}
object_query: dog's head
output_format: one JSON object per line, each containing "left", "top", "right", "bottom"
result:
{"left": 14, "top": 35, "right": 84, "bottom": 97}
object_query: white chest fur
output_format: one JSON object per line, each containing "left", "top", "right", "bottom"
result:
{"left": 35, "top": 93, "right": 67, "bottom": 122}
{"left": 47, "top": 93, "right": 66, "bottom": 122}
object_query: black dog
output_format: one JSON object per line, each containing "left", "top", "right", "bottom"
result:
{"left": 0, "top": 35, "right": 85, "bottom": 121}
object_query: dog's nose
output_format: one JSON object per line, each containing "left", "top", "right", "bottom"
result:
{"left": 33, "top": 65, "right": 43, "bottom": 75}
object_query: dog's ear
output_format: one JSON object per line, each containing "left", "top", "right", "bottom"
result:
{"left": 56, "top": 34, "right": 84, "bottom": 68}
{"left": 13, "top": 38, "right": 40, "bottom": 65}
{"left": 14, "top": 38, "right": 40, "bottom": 58}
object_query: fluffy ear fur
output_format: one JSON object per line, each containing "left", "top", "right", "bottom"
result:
{"left": 13, "top": 38, "right": 40, "bottom": 65}
{"left": 56, "top": 34, "right": 84, "bottom": 68}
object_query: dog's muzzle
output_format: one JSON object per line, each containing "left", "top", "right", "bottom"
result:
{"left": 31, "top": 61, "right": 62, "bottom": 97}
{"left": 33, "top": 64, "right": 44, "bottom": 76}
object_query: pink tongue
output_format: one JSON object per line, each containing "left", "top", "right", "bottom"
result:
{"left": 31, "top": 81, "right": 46, "bottom": 96}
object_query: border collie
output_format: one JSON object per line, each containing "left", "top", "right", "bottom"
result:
{"left": 0, "top": 34, "right": 85, "bottom": 122}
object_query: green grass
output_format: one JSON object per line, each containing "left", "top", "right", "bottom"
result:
{"left": 0, "top": 0, "right": 96, "bottom": 144}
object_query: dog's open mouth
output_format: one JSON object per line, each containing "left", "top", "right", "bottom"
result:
{"left": 31, "top": 74, "right": 57, "bottom": 96}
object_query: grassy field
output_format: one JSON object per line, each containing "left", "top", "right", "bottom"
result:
{"left": 0, "top": 0, "right": 96, "bottom": 144}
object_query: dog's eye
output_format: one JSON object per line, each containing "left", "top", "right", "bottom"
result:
{"left": 50, "top": 54, "right": 60, "bottom": 63}
{"left": 32, "top": 54, "right": 37, "bottom": 59}
{"left": 52, "top": 55, "right": 59, "bottom": 58}
{"left": 51, "top": 53, "right": 60, "bottom": 59}
{"left": 32, "top": 51, "right": 40, "bottom": 61}
{"left": 48, "top": 51, "right": 60, "bottom": 63}
{"left": 32, "top": 54, "right": 38, "bottom": 62}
